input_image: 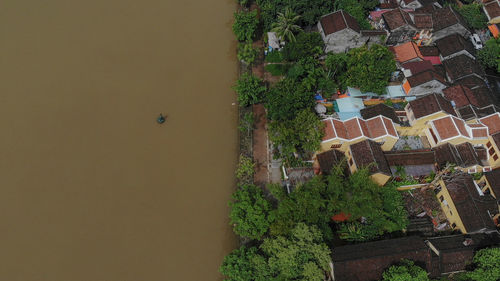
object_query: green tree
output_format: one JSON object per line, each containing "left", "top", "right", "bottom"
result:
{"left": 382, "top": 259, "right": 429, "bottom": 281}
{"left": 233, "top": 10, "right": 259, "bottom": 42}
{"left": 456, "top": 4, "right": 487, "bottom": 30}
{"left": 237, "top": 41, "right": 259, "bottom": 65}
{"left": 265, "top": 78, "right": 315, "bottom": 121}
{"left": 219, "top": 246, "right": 271, "bottom": 281}
{"left": 260, "top": 223, "right": 331, "bottom": 280}
{"left": 477, "top": 37, "right": 500, "bottom": 70}
{"left": 229, "top": 184, "right": 273, "bottom": 240}
{"left": 271, "top": 8, "right": 302, "bottom": 43}
{"left": 467, "top": 248, "right": 500, "bottom": 281}
{"left": 235, "top": 154, "right": 255, "bottom": 184}
{"left": 334, "top": 0, "right": 374, "bottom": 30}
{"left": 282, "top": 32, "right": 324, "bottom": 61}
{"left": 341, "top": 44, "right": 396, "bottom": 94}
{"left": 233, "top": 73, "right": 266, "bottom": 107}
{"left": 268, "top": 109, "right": 324, "bottom": 164}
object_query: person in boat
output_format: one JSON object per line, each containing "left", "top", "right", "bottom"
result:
{"left": 157, "top": 113, "right": 166, "bottom": 124}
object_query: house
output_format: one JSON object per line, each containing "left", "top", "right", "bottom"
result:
{"left": 456, "top": 104, "right": 500, "bottom": 120}
{"left": 483, "top": 0, "right": 500, "bottom": 23}
{"left": 425, "top": 115, "right": 489, "bottom": 147}
{"left": 360, "top": 103, "right": 400, "bottom": 124}
{"left": 435, "top": 172, "right": 498, "bottom": 233}
{"left": 419, "top": 45, "right": 442, "bottom": 65}
{"left": 477, "top": 169, "right": 500, "bottom": 200}
{"left": 443, "top": 55, "right": 485, "bottom": 83}
{"left": 405, "top": 93, "right": 456, "bottom": 132}
{"left": 383, "top": 8, "right": 418, "bottom": 45}
{"left": 318, "top": 10, "right": 386, "bottom": 53}
{"left": 411, "top": 13, "right": 434, "bottom": 29}
{"left": 391, "top": 41, "right": 424, "bottom": 64}
{"left": 335, "top": 97, "right": 365, "bottom": 120}
{"left": 432, "top": 6, "right": 471, "bottom": 41}
{"left": 332, "top": 236, "right": 431, "bottom": 281}
{"left": 346, "top": 139, "right": 392, "bottom": 185}
{"left": 384, "top": 149, "right": 437, "bottom": 176}
{"left": 443, "top": 85, "right": 480, "bottom": 108}
{"left": 315, "top": 149, "right": 346, "bottom": 175}
{"left": 432, "top": 142, "right": 487, "bottom": 172}
{"left": 479, "top": 113, "right": 500, "bottom": 167}
{"left": 331, "top": 233, "right": 500, "bottom": 281}
{"left": 401, "top": 60, "right": 434, "bottom": 77}
{"left": 320, "top": 115, "right": 399, "bottom": 152}
{"left": 435, "top": 34, "right": 476, "bottom": 61}
{"left": 402, "top": 70, "right": 448, "bottom": 96}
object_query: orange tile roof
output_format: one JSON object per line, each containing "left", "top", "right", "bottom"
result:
{"left": 392, "top": 42, "right": 424, "bottom": 63}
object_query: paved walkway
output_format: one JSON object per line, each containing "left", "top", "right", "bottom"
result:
{"left": 253, "top": 104, "right": 269, "bottom": 186}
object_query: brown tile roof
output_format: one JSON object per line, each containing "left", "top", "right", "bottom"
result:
{"left": 402, "top": 60, "right": 434, "bottom": 76}
{"left": 442, "top": 172, "right": 498, "bottom": 233}
{"left": 471, "top": 126, "right": 488, "bottom": 138}
{"left": 419, "top": 45, "right": 440, "bottom": 56}
{"left": 316, "top": 149, "right": 346, "bottom": 175}
{"left": 433, "top": 142, "right": 482, "bottom": 168}
{"left": 416, "top": 3, "right": 439, "bottom": 13}
{"left": 479, "top": 113, "right": 500, "bottom": 135}
{"left": 432, "top": 6, "right": 470, "bottom": 32}
{"left": 413, "top": 13, "right": 433, "bottom": 29}
{"left": 433, "top": 116, "right": 461, "bottom": 140}
{"left": 320, "top": 10, "right": 360, "bottom": 35}
{"left": 366, "top": 118, "right": 387, "bottom": 138}
{"left": 443, "top": 85, "right": 476, "bottom": 108}
{"left": 383, "top": 117, "right": 398, "bottom": 137}
{"left": 453, "top": 76, "right": 488, "bottom": 90}
{"left": 475, "top": 146, "right": 488, "bottom": 161}
{"left": 458, "top": 104, "right": 500, "bottom": 121}
{"left": 384, "top": 149, "right": 436, "bottom": 166}
{"left": 409, "top": 93, "right": 456, "bottom": 119}
{"left": 443, "top": 55, "right": 485, "bottom": 82}
{"left": 332, "top": 236, "right": 431, "bottom": 281}
{"left": 360, "top": 103, "right": 399, "bottom": 123}
{"left": 470, "top": 86, "right": 494, "bottom": 108}
{"left": 392, "top": 41, "right": 424, "bottom": 63}
{"left": 345, "top": 118, "right": 363, "bottom": 139}
{"left": 350, "top": 140, "right": 391, "bottom": 176}
{"left": 493, "top": 132, "right": 500, "bottom": 149}
{"left": 485, "top": 169, "right": 500, "bottom": 198}
{"left": 484, "top": 0, "right": 500, "bottom": 20}
{"left": 333, "top": 119, "right": 348, "bottom": 139}
{"left": 436, "top": 34, "right": 475, "bottom": 58}
{"left": 383, "top": 8, "right": 415, "bottom": 31}
{"left": 322, "top": 119, "right": 336, "bottom": 141}
{"left": 407, "top": 70, "right": 447, "bottom": 87}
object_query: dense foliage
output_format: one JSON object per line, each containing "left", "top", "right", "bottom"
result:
{"left": 477, "top": 38, "right": 500, "bottom": 71}
{"left": 466, "top": 248, "right": 500, "bottom": 281}
{"left": 256, "top": 0, "right": 335, "bottom": 30}
{"left": 281, "top": 32, "right": 324, "bottom": 61}
{"left": 220, "top": 223, "right": 331, "bottom": 280}
{"left": 382, "top": 259, "right": 429, "bottom": 281}
{"left": 334, "top": 0, "right": 378, "bottom": 30}
{"left": 456, "top": 4, "right": 487, "bottom": 30}
{"left": 232, "top": 10, "right": 259, "bottom": 42}
{"left": 265, "top": 78, "right": 315, "bottom": 121}
{"left": 233, "top": 73, "right": 266, "bottom": 107}
{"left": 268, "top": 109, "right": 324, "bottom": 164}
{"left": 339, "top": 44, "right": 396, "bottom": 94}
{"left": 229, "top": 184, "right": 273, "bottom": 240}
{"left": 237, "top": 42, "right": 259, "bottom": 65}
{"left": 271, "top": 8, "right": 302, "bottom": 42}
{"left": 235, "top": 154, "right": 255, "bottom": 184}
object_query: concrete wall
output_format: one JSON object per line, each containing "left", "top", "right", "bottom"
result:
{"left": 434, "top": 24, "right": 471, "bottom": 41}
{"left": 322, "top": 28, "right": 363, "bottom": 53}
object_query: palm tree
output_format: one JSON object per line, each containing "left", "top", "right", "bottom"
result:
{"left": 271, "top": 8, "right": 302, "bottom": 43}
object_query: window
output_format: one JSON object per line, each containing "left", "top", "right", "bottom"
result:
{"left": 487, "top": 141, "right": 492, "bottom": 148}
{"left": 489, "top": 147, "right": 495, "bottom": 156}
{"left": 349, "top": 158, "right": 354, "bottom": 167}
{"left": 331, "top": 144, "right": 342, "bottom": 149}
{"left": 483, "top": 167, "right": 492, "bottom": 173}
{"left": 494, "top": 154, "right": 499, "bottom": 161}
{"left": 439, "top": 195, "right": 444, "bottom": 202}
{"left": 451, "top": 223, "right": 456, "bottom": 228}
{"left": 429, "top": 128, "right": 438, "bottom": 145}
{"left": 449, "top": 210, "right": 453, "bottom": 216}
{"left": 468, "top": 168, "right": 477, "bottom": 174}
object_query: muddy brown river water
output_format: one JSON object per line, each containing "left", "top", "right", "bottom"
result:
{"left": 0, "top": 1, "right": 237, "bottom": 280}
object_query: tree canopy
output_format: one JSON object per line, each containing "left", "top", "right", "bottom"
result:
{"left": 219, "top": 246, "right": 271, "bottom": 281}
{"left": 233, "top": 73, "right": 266, "bottom": 107}
{"left": 265, "top": 78, "right": 315, "bottom": 121}
{"left": 334, "top": 0, "right": 377, "bottom": 30}
{"left": 466, "top": 248, "right": 500, "bottom": 281}
{"left": 232, "top": 10, "right": 259, "bottom": 42}
{"left": 477, "top": 38, "right": 500, "bottom": 71}
{"left": 382, "top": 259, "right": 429, "bottom": 281}
{"left": 271, "top": 8, "right": 302, "bottom": 43}
{"left": 281, "top": 32, "right": 324, "bottom": 62}
{"left": 229, "top": 184, "right": 273, "bottom": 240}
{"left": 456, "top": 4, "right": 488, "bottom": 30}
{"left": 340, "top": 44, "right": 396, "bottom": 94}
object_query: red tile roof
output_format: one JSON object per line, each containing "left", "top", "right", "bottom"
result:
{"left": 433, "top": 116, "right": 460, "bottom": 140}
{"left": 322, "top": 119, "right": 336, "bottom": 141}
{"left": 413, "top": 13, "right": 433, "bottom": 29}
{"left": 392, "top": 41, "right": 424, "bottom": 63}
{"left": 320, "top": 10, "right": 360, "bottom": 35}
{"left": 402, "top": 60, "right": 434, "bottom": 76}
{"left": 333, "top": 119, "right": 348, "bottom": 139}
{"left": 443, "top": 85, "right": 476, "bottom": 108}
{"left": 382, "top": 8, "right": 415, "bottom": 31}
{"left": 409, "top": 93, "right": 456, "bottom": 119}
{"left": 345, "top": 118, "right": 363, "bottom": 139}
{"left": 484, "top": 0, "right": 500, "bottom": 20}
{"left": 322, "top": 116, "right": 398, "bottom": 142}
{"left": 479, "top": 113, "right": 500, "bottom": 135}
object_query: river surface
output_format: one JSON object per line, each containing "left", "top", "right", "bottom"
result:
{"left": 0, "top": 1, "right": 237, "bottom": 280}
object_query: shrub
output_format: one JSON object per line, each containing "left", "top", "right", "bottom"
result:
{"left": 233, "top": 73, "right": 266, "bottom": 107}
{"left": 233, "top": 10, "right": 259, "bottom": 41}
{"left": 265, "top": 63, "right": 287, "bottom": 76}
{"left": 265, "top": 50, "right": 284, "bottom": 63}
{"left": 237, "top": 41, "right": 259, "bottom": 65}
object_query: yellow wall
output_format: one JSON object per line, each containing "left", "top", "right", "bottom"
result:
{"left": 320, "top": 136, "right": 397, "bottom": 153}
{"left": 479, "top": 175, "right": 499, "bottom": 199}
{"left": 486, "top": 136, "right": 500, "bottom": 168}
{"left": 371, "top": 173, "right": 391, "bottom": 186}
{"left": 436, "top": 179, "right": 467, "bottom": 233}
{"left": 407, "top": 111, "right": 448, "bottom": 129}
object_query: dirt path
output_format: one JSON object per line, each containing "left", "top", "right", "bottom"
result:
{"left": 253, "top": 103, "right": 269, "bottom": 186}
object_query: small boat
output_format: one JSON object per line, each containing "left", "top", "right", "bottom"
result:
{"left": 157, "top": 114, "right": 166, "bottom": 124}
